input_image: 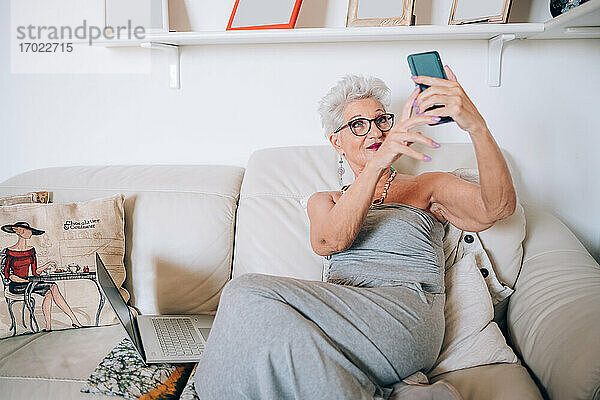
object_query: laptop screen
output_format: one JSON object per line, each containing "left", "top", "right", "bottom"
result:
{"left": 95, "top": 253, "right": 144, "bottom": 356}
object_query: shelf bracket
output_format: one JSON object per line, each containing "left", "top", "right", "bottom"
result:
{"left": 140, "top": 42, "right": 180, "bottom": 89}
{"left": 487, "top": 34, "right": 516, "bottom": 87}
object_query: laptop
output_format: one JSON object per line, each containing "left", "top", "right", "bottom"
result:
{"left": 95, "top": 253, "right": 213, "bottom": 364}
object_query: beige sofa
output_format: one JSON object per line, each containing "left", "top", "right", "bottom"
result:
{"left": 0, "top": 144, "right": 598, "bottom": 400}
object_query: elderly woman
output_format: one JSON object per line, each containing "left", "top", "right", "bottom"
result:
{"left": 194, "top": 67, "right": 516, "bottom": 399}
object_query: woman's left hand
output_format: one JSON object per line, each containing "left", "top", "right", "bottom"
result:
{"left": 412, "top": 65, "right": 487, "bottom": 134}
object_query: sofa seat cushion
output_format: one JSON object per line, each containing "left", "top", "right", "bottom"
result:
{"left": 429, "top": 362, "right": 543, "bottom": 400}
{"left": 0, "top": 324, "right": 126, "bottom": 400}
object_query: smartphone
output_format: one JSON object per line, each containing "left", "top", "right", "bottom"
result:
{"left": 407, "top": 51, "right": 454, "bottom": 125}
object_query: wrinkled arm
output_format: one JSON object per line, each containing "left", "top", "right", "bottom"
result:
{"left": 423, "top": 128, "right": 516, "bottom": 232}
{"left": 308, "top": 165, "right": 385, "bottom": 256}
{"left": 507, "top": 204, "right": 600, "bottom": 400}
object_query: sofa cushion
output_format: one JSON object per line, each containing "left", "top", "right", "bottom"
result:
{"left": 427, "top": 252, "right": 517, "bottom": 378}
{"left": 0, "top": 165, "right": 245, "bottom": 315}
{"left": 0, "top": 325, "right": 126, "bottom": 400}
{"left": 429, "top": 362, "right": 543, "bottom": 400}
{"left": 0, "top": 194, "right": 126, "bottom": 339}
{"left": 509, "top": 204, "right": 600, "bottom": 400}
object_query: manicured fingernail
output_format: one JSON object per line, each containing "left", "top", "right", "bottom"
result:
{"left": 432, "top": 141, "right": 440, "bottom": 147}
{"left": 412, "top": 99, "right": 417, "bottom": 106}
{"left": 424, "top": 156, "right": 432, "bottom": 161}
{"left": 431, "top": 116, "right": 441, "bottom": 122}
{"left": 411, "top": 75, "right": 418, "bottom": 80}
{"left": 415, "top": 106, "right": 420, "bottom": 113}
{"left": 416, "top": 112, "right": 423, "bottom": 116}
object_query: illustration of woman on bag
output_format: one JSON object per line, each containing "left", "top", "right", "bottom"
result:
{"left": 1, "top": 222, "right": 82, "bottom": 331}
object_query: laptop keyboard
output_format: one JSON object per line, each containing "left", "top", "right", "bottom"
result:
{"left": 152, "top": 318, "right": 205, "bottom": 357}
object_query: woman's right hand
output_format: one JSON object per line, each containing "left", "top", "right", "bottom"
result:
{"left": 367, "top": 86, "right": 440, "bottom": 171}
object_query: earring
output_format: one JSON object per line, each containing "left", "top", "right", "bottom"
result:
{"left": 338, "top": 153, "right": 345, "bottom": 188}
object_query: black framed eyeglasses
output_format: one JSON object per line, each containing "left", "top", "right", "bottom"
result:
{"left": 334, "top": 113, "right": 395, "bottom": 136}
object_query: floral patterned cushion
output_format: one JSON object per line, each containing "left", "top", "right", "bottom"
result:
{"left": 81, "top": 337, "right": 197, "bottom": 399}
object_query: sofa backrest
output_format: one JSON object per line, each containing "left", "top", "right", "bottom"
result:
{"left": 0, "top": 165, "right": 244, "bottom": 315}
{"left": 232, "top": 144, "right": 495, "bottom": 281}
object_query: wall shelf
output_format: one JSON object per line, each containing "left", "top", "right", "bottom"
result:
{"left": 96, "top": 23, "right": 544, "bottom": 47}
{"left": 93, "top": 0, "right": 599, "bottom": 88}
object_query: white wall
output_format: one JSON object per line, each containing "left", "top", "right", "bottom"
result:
{"left": 1, "top": 0, "right": 599, "bottom": 262}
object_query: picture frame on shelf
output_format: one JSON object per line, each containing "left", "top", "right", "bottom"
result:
{"left": 226, "top": 0, "right": 304, "bottom": 30}
{"left": 347, "top": 0, "right": 416, "bottom": 27}
{"left": 105, "top": 0, "right": 169, "bottom": 35}
{"left": 448, "top": 0, "right": 512, "bottom": 25}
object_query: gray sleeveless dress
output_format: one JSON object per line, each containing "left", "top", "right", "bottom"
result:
{"left": 327, "top": 202, "right": 445, "bottom": 296}
{"left": 194, "top": 202, "right": 447, "bottom": 400}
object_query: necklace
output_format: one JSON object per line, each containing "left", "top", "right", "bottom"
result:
{"left": 341, "top": 167, "right": 396, "bottom": 206}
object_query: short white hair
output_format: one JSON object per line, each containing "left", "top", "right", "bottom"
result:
{"left": 317, "top": 74, "right": 391, "bottom": 139}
